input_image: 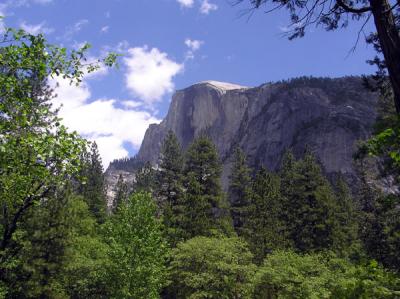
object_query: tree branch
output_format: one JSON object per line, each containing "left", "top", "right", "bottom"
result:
{"left": 0, "top": 184, "right": 50, "bottom": 251}
{"left": 336, "top": 0, "right": 372, "bottom": 13}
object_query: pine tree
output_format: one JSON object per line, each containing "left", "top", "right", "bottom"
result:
{"left": 182, "top": 135, "right": 233, "bottom": 239}
{"left": 279, "top": 149, "right": 297, "bottom": 201}
{"left": 245, "top": 168, "right": 289, "bottom": 263}
{"left": 156, "top": 131, "right": 185, "bottom": 246}
{"left": 228, "top": 147, "right": 252, "bottom": 235}
{"left": 332, "top": 175, "right": 360, "bottom": 256}
{"left": 356, "top": 159, "right": 400, "bottom": 270}
{"left": 9, "top": 189, "right": 72, "bottom": 298}
{"left": 78, "top": 142, "right": 107, "bottom": 223}
{"left": 357, "top": 176, "right": 393, "bottom": 266}
{"left": 113, "top": 174, "right": 129, "bottom": 212}
{"left": 134, "top": 161, "right": 156, "bottom": 194}
{"left": 284, "top": 150, "right": 338, "bottom": 252}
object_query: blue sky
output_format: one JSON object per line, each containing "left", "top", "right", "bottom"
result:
{"left": 0, "top": 0, "right": 377, "bottom": 167}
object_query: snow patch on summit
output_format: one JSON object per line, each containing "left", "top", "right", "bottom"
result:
{"left": 198, "top": 80, "right": 249, "bottom": 92}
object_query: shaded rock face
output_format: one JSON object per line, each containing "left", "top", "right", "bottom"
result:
{"left": 104, "top": 165, "right": 135, "bottom": 211}
{"left": 135, "top": 77, "right": 378, "bottom": 189}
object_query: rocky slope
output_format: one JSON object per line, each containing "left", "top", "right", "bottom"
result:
{"left": 107, "top": 76, "right": 379, "bottom": 195}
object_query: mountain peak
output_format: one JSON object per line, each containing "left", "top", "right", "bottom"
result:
{"left": 195, "top": 80, "right": 249, "bottom": 91}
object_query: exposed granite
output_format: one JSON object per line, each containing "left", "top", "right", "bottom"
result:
{"left": 135, "top": 77, "right": 378, "bottom": 189}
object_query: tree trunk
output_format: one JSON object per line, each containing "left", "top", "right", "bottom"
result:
{"left": 370, "top": 0, "right": 400, "bottom": 113}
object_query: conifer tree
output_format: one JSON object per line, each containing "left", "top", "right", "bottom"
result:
{"left": 279, "top": 150, "right": 297, "bottom": 222}
{"left": 356, "top": 158, "right": 400, "bottom": 270}
{"left": 156, "top": 131, "right": 185, "bottom": 246}
{"left": 228, "top": 147, "right": 252, "bottom": 235}
{"left": 113, "top": 174, "right": 129, "bottom": 212}
{"left": 332, "top": 175, "right": 360, "bottom": 256}
{"left": 134, "top": 161, "right": 156, "bottom": 194}
{"left": 279, "top": 149, "right": 297, "bottom": 202}
{"left": 9, "top": 189, "right": 75, "bottom": 298}
{"left": 357, "top": 176, "right": 392, "bottom": 265}
{"left": 182, "top": 135, "right": 233, "bottom": 239}
{"left": 245, "top": 168, "right": 289, "bottom": 263}
{"left": 78, "top": 142, "right": 107, "bottom": 223}
{"left": 284, "top": 150, "right": 338, "bottom": 252}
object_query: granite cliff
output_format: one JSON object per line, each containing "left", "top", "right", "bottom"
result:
{"left": 107, "top": 77, "right": 378, "bottom": 197}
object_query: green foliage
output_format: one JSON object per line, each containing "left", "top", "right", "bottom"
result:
{"left": 0, "top": 28, "right": 99, "bottom": 280}
{"left": 102, "top": 192, "right": 168, "bottom": 298}
{"left": 156, "top": 130, "right": 186, "bottom": 246}
{"left": 381, "top": 194, "right": 400, "bottom": 270}
{"left": 4, "top": 190, "right": 71, "bottom": 298}
{"left": 134, "top": 161, "right": 157, "bottom": 193}
{"left": 332, "top": 175, "right": 360, "bottom": 257}
{"left": 358, "top": 180, "right": 400, "bottom": 271}
{"left": 245, "top": 168, "right": 289, "bottom": 264}
{"left": 228, "top": 147, "right": 252, "bottom": 235}
{"left": 0, "top": 26, "right": 118, "bottom": 296}
{"left": 168, "top": 236, "right": 256, "bottom": 298}
{"left": 77, "top": 142, "right": 107, "bottom": 223}
{"left": 1, "top": 192, "right": 109, "bottom": 299}
{"left": 113, "top": 174, "right": 129, "bottom": 212}
{"left": 367, "top": 116, "right": 400, "bottom": 179}
{"left": 356, "top": 87, "right": 400, "bottom": 271}
{"left": 283, "top": 150, "right": 340, "bottom": 252}
{"left": 61, "top": 195, "right": 110, "bottom": 299}
{"left": 181, "top": 135, "right": 233, "bottom": 239}
{"left": 253, "top": 251, "right": 400, "bottom": 299}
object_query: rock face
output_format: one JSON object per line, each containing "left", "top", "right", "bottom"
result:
{"left": 104, "top": 166, "right": 135, "bottom": 210}
{"left": 134, "top": 77, "right": 378, "bottom": 188}
{"left": 106, "top": 77, "right": 379, "bottom": 199}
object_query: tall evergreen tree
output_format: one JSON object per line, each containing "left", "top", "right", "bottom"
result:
{"left": 279, "top": 149, "right": 297, "bottom": 201}
{"left": 332, "top": 175, "right": 360, "bottom": 256}
{"left": 245, "top": 168, "right": 289, "bottom": 263}
{"left": 228, "top": 147, "right": 252, "bottom": 235}
{"left": 182, "top": 135, "right": 233, "bottom": 239}
{"left": 283, "top": 150, "right": 338, "bottom": 252}
{"left": 78, "top": 142, "right": 107, "bottom": 223}
{"left": 113, "top": 174, "right": 129, "bottom": 212}
{"left": 8, "top": 189, "right": 82, "bottom": 298}
{"left": 156, "top": 131, "right": 185, "bottom": 246}
{"left": 357, "top": 176, "right": 400, "bottom": 270}
{"left": 134, "top": 161, "right": 156, "bottom": 194}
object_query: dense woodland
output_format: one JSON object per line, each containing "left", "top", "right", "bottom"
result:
{"left": 1, "top": 4, "right": 400, "bottom": 297}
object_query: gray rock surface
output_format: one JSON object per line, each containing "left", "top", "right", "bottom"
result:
{"left": 135, "top": 77, "right": 378, "bottom": 188}
{"left": 104, "top": 165, "right": 135, "bottom": 211}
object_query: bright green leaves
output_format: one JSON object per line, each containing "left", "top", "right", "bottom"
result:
{"left": 0, "top": 27, "right": 116, "bottom": 258}
{"left": 102, "top": 192, "right": 168, "bottom": 299}
{"left": 253, "top": 251, "right": 400, "bottom": 299}
{"left": 168, "top": 236, "right": 256, "bottom": 298}
{"left": 367, "top": 116, "right": 400, "bottom": 168}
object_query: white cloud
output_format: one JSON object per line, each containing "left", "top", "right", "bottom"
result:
{"left": 50, "top": 76, "right": 160, "bottom": 168}
{"left": 100, "top": 25, "right": 109, "bottom": 33}
{"left": 19, "top": 21, "right": 54, "bottom": 35}
{"left": 184, "top": 38, "right": 204, "bottom": 60}
{"left": 124, "top": 46, "right": 183, "bottom": 106}
{"left": 200, "top": 0, "right": 218, "bottom": 14}
{"left": 63, "top": 19, "right": 89, "bottom": 40}
{"left": 121, "top": 100, "right": 142, "bottom": 109}
{"left": 177, "top": 0, "right": 194, "bottom": 8}
{"left": 185, "top": 38, "right": 203, "bottom": 51}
